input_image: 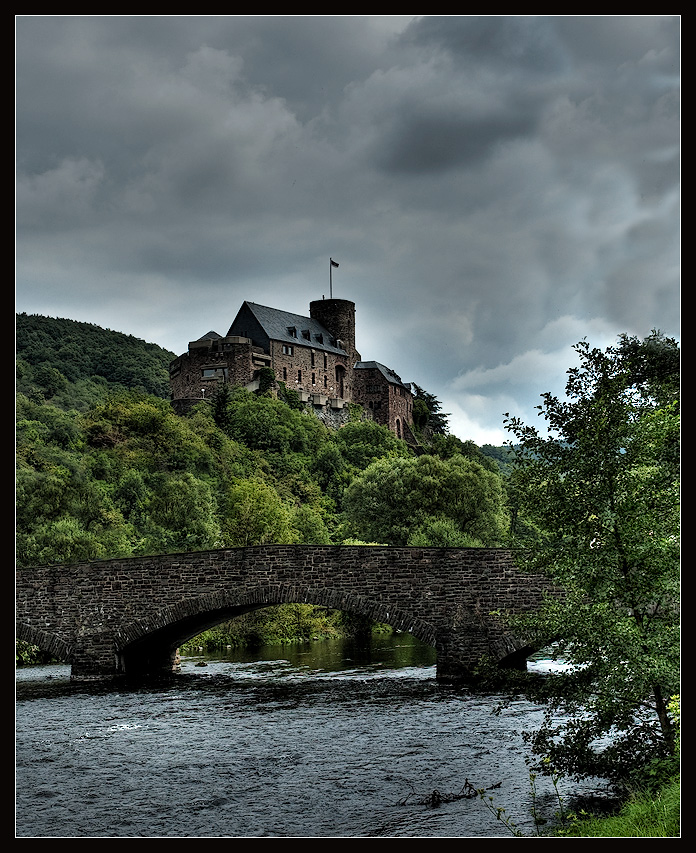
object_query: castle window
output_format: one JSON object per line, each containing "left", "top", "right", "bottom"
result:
{"left": 283, "top": 367, "right": 287, "bottom": 381}
{"left": 282, "top": 345, "right": 294, "bottom": 356}
{"left": 324, "top": 376, "right": 328, "bottom": 388}
{"left": 302, "top": 329, "right": 311, "bottom": 340}
{"left": 323, "top": 354, "right": 328, "bottom": 369}
{"left": 298, "top": 369, "right": 302, "bottom": 382}
{"left": 312, "top": 373, "right": 316, "bottom": 385}
{"left": 311, "top": 351, "right": 315, "bottom": 367}
{"left": 287, "top": 327, "right": 297, "bottom": 338}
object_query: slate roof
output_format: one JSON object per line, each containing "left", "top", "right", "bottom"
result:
{"left": 228, "top": 301, "right": 348, "bottom": 355}
{"left": 354, "top": 360, "right": 411, "bottom": 390}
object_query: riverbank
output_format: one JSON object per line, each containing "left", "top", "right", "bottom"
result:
{"left": 178, "top": 604, "right": 380, "bottom": 653}
{"left": 551, "top": 776, "right": 680, "bottom": 837}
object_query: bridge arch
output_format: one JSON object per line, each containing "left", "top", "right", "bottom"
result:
{"left": 16, "top": 622, "right": 73, "bottom": 665}
{"left": 114, "top": 584, "right": 438, "bottom": 675}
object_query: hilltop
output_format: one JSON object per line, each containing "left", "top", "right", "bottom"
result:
{"left": 16, "top": 313, "right": 176, "bottom": 409}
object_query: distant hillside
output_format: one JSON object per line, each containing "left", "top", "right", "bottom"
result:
{"left": 16, "top": 313, "right": 176, "bottom": 409}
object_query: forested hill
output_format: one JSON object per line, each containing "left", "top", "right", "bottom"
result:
{"left": 16, "top": 313, "right": 176, "bottom": 407}
{"left": 16, "top": 311, "right": 516, "bottom": 570}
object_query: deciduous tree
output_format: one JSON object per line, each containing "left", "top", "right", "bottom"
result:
{"left": 342, "top": 453, "right": 508, "bottom": 547}
{"left": 502, "top": 333, "right": 680, "bottom": 786}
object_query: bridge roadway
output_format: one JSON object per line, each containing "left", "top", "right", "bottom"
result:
{"left": 16, "top": 544, "right": 557, "bottom": 681}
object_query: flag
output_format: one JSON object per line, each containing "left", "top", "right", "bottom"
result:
{"left": 330, "top": 259, "right": 339, "bottom": 268}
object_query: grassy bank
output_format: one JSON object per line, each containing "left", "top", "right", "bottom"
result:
{"left": 554, "top": 776, "right": 680, "bottom": 837}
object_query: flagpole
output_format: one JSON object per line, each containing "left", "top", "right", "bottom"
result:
{"left": 329, "top": 258, "right": 338, "bottom": 298}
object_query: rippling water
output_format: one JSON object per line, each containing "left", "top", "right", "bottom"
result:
{"left": 16, "top": 635, "right": 608, "bottom": 838}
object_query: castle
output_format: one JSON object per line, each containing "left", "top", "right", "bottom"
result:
{"left": 169, "top": 298, "right": 416, "bottom": 442}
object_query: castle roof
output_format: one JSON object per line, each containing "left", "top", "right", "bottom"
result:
{"left": 227, "top": 301, "right": 348, "bottom": 355}
{"left": 354, "top": 360, "right": 411, "bottom": 390}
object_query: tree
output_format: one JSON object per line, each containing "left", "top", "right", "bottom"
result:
{"left": 502, "top": 333, "right": 679, "bottom": 786}
{"left": 342, "top": 453, "right": 508, "bottom": 546}
{"left": 221, "top": 479, "right": 296, "bottom": 547}
{"left": 211, "top": 383, "right": 233, "bottom": 432}
{"left": 411, "top": 383, "right": 450, "bottom": 435}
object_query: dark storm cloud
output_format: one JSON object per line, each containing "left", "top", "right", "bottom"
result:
{"left": 371, "top": 101, "right": 539, "bottom": 174}
{"left": 15, "top": 16, "right": 680, "bottom": 443}
{"left": 402, "top": 15, "right": 569, "bottom": 74}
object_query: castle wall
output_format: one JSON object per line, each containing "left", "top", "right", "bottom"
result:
{"left": 268, "top": 339, "right": 350, "bottom": 401}
{"left": 353, "top": 365, "right": 413, "bottom": 437}
{"left": 169, "top": 338, "right": 258, "bottom": 401}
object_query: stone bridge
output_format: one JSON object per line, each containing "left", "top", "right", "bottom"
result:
{"left": 16, "top": 545, "right": 557, "bottom": 681}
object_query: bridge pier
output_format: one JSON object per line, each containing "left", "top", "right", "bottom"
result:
{"left": 68, "top": 633, "right": 182, "bottom": 681}
{"left": 116, "top": 642, "right": 181, "bottom": 679}
{"left": 434, "top": 621, "right": 533, "bottom": 682}
{"left": 69, "top": 639, "right": 119, "bottom": 681}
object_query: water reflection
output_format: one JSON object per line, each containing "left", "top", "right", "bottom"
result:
{"left": 182, "top": 633, "right": 437, "bottom": 680}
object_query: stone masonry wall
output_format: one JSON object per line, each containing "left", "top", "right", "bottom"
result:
{"left": 16, "top": 546, "right": 558, "bottom": 680}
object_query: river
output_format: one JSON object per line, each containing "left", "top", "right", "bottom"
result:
{"left": 16, "top": 634, "right": 609, "bottom": 838}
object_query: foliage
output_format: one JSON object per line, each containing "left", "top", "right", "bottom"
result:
{"left": 430, "top": 433, "right": 499, "bottom": 473}
{"left": 552, "top": 775, "right": 680, "bottom": 837}
{"left": 211, "top": 383, "right": 233, "bottom": 432}
{"left": 221, "top": 478, "right": 296, "bottom": 547}
{"left": 332, "top": 420, "right": 410, "bottom": 469}
{"left": 16, "top": 639, "right": 54, "bottom": 666}
{"left": 16, "top": 313, "right": 175, "bottom": 404}
{"left": 342, "top": 453, "right": 509, "bottom": 546}
{"left": 276, "top": 381, "right": 305, "bottom": 411}
{"left": 225, "top": 389, "right": 327, "bottom": 457}
{"left": 473, "top": 766, "right": 680, "bottom": 837}
{"left": 501, "top": 333, "right": 680, "bottom": 785}
{"left": 180, "top": 604, "right": 347, "bottom": 651}
{"left": 407, "top": 516, "right": 485, "bottom": 548}
{"left": 480, "top": 443, "right": 517, "bottom": 476}
{"left": 256, "top": 366, "right": 277, "bottom": 395}
{"left": 411, "top": 383, "right": 450, "bottom": 435}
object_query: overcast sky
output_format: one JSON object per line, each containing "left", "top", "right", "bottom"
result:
{"left": 16, "top": 16, "right": 680, "bottom": 445}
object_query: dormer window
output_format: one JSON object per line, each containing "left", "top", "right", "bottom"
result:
{"left": 302, "top": 329, "right": 311, "bottom": 340}
{"left": 315, "top": 333, "right": 323, "bottom": 344}
{"left": 287, "top": 326, "right": 297, "bottom": 338}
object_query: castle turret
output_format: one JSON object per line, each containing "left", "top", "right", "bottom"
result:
{"left": 309, "top": 298, "right": 360, "bottom": 403}
{"left": 309, "top": 299, "right": 360, "bottom": 362}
